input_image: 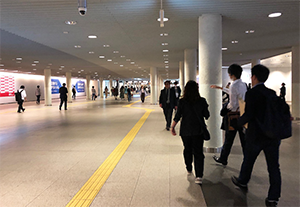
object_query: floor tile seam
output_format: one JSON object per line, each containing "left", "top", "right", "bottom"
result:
{"left": 66, "top": 102, "right": 153, "bottom": 207}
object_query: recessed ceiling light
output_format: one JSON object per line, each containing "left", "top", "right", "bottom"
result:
{"left": 99, "top": 56, "right": 105, "bottom": 58}
{"left": 88, "top": 35, "right": 97, "bottom": 39}
{"left": 57, "top": 72, "right": 60, "bottom": 73}
{"left": 163, "top": 54, "right": 168, "bottom": 57}
{"left": 34, "top": 60, "right": 39, "bottom": 63}
{"left": 65, "top": 21, "right": 77, "bottom": 25}
{"left": 114, "top": 62, "right": 118, "bottom": 64}
{"left": 74, "top": 45, "right": 81, "bottom": 48}
{"left": 59, "top": 68, "right": 62, "bottom": 70}
{"left": 120, "top": 56, "right": 125, "bottom": 58}
{"left": 89, "top": 51, "right": 94, "bottom": 54}
{"left": 161, "top": 43, "right": 169, "bottom": 46}
{"left": 268, "top": 12, "right": 282, "bottom": 18}
{"left": 107, "top": 59, "right": 112, "bottom": 61}
{"left": 0, "top": 64, "right": 4, "bottom": 67}
{"left": 165, "top": 61, "right": 169, "bottom": 63}
{"left": 163, "top": 50, "right": 169, "bottom": 53}
{"left": 33, "top": 69, "right": 36, "bottom": 70}
{"left": 231, "top": 41, "right": 238, "bottom": 44}
{"left": 126, "top": 59, "right": 131, "bottom": 61}
{"left": 160, "top": 33, "right": 168, "bottom": 36}
{"left": 16, "top": 57, "right": 22, "bottom": 61}
{"left": 120, "top": 65, "right": 124, "bottom": 67}
{"left": 60, "top": 66, "right": 65, "bottom": 68}
{"left": 165, "top": 66, "right": 169, "bottom": 68}
{"left": 138, "top": 67, "right": 141, "bottom": 69}
{"left": 113, "top": 51, "right": 119, "bottom": 54}
{"left": 81, "top": 69, "right": 84, "bottom": 71}
{"left": 16, "top": 61, "right": 21, "bottom": 64}
{"left": 222, "top": 48, "right": 228, "bottom": 51}
{"left": 103, "top": 45, "right": 110, "bottom": 47}
{"left": 245, "top": 30, "right": 255, "bottom": 34}
{"left": 63, "top": 31, "right": 69, "bottom": 34}
{"left": 131, "top": 62, "right": 135, "bottom": 64}
{"left": 78, "top": 71, "right": 81, "bottom": 73}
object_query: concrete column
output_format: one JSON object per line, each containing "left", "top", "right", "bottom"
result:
{"left": 198, "top": 14, "right": 222, "bottom": 152}
{"left": 99, "top": 78, "right": 104, "bottom": 98}
{"left": 86, "top": 75, "right": 91, "bottom": 100}
{"left": 292, "top": 46, "right": 300, "bottom": 118}
{"left": 179, "top": 61, "right": 184, "bottom": 92}
{"left": 184, "top": 49, "right": 197, "bottom": 84}
{"left": 66, "top": 72, "right": 72, "bottom": 103}
{"left": 150, "top": 67, "right": 158, "bottom": 104}
{"left": 44, "top": 69, "right": 52, "bottom": 106}
{"left": 251, "top": 59, "right": 261, "bottom": 67}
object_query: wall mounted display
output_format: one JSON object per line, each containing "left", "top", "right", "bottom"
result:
{"left": 75, "top": 81, "right": 85, "bottom": 93}
{"left": 0, "top": 75, "right": 15, "bottom": 97}
{"left": 51, "top": 79, "right": 62, "bottom": 94}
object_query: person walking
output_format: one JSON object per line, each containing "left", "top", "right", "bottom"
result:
{"left": 72, "top": 86, "right": 76, "bottom": 99}
{"left": 35, "top": 85, "right": 41, "bottom": 104}
{"left": 59, "top": 83, "right": 68, "bottom": 110}
{"left": 279, "top": 83, "right": 286, "bottom": 102}
{"left": 171, "top": 80, "right": 210, "bottom": 185}
{"left": 159, "top": 80, "right": 177, "bottom": 131}
{"left": 140, "top": 85, "right": 147, "bottom": 103}
{"left": 17, "top": 85, "right": 27, "bottom": 113}
{"left": 231, "top": 64, "right": 283, "bottom": 207}
{"left": 127, "top": 86, "right": 132, "bottom": 102}
{"left": 172, "top": 81, "right": 181, "bottom": 105}
{"left": 104, "top": 86, "right": 108, "bottom": 98}
{"left": 91, "top": 86, "right": 96, "bottom": 100}
{"left": 120, "top": 86, "right": 125, "bottom": 100}
{"left": 210, "top": 64, "right": 247, "bottom": 166}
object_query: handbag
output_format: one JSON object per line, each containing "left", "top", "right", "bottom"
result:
{"left": 227, "top": 110, "right": 240, "bottom": 131}
{"left": 192, "top": 105, "right": 210, "bottom": 141}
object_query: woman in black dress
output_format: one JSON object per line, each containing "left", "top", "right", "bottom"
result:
{"left": 171, "top": 80, "right": 210, "bottom": 185}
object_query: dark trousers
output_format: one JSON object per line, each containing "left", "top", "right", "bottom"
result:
{"left": 238, "top": 139, "right": 281, "bottom": 201}
{"left": 59, "top": 98, "right": 67, "bottom": 110}
{"left": 92, "top": 93, "right": 96, "bottom": 100}
{"left": 17, "top": 100, "right": 24, "bottom": 112}
{"left": 219, "top": 126, "right": 246, "bottom": 163}
{"left": 181, "top": 136, "right": 204, "bottom": 178}
{"left": 163, "top": 104, "right": 173, "bottom": 128}
{"left": 141, "top": 93, "right": 145, "bottom": 103}
{"left": 72, "top": 93, "right": 76, "bottom": 99}
{"left": 36, "top": 95, "right": 40, "bottom": 104}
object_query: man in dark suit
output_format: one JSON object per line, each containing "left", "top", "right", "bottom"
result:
{"left": 159, "top": 80, "right": 177, "bottom": 131}
{"left": 231, "top": 65, "right": 282, "bottom": 207}
{"left": 59, "top": 83, "right": 68, "bottom": 110}
{"left": 172, "top": 81, "right": 181, "bottom": 104}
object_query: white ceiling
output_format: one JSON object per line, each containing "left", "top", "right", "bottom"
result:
{"left": 0, "top": 0, "right": 299, "bottom": 80}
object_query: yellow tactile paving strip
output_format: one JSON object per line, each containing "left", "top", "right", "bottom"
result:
{"left": 66, "top": 99, "right": 153, "bottom": 207}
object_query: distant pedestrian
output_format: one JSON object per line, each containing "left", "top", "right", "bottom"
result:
{"left": 104, "top": 86, "right": 108, "bottom": 98}
{"left": 72, "top": 86, "right": 76, "bottom": 99}
{"left": 59, "top": 83, "right": 68, "bottom": 110}
{"left": 120, "top": 86, "right": 125, "bottom": 100}
{"left": 140, "top": 85, "right": 147, "bottom": 103}
{"left": 127, "top": 87, "right": 132, "bottom": 102}
{"left": 91, "top": 86, "right": 96, "bottom": 100}
{"left": 279, "top": 83, "right": 286, "bottom": 101}
{"left": 172, "top": 81, "right": 181, "bottom": 105}
{"left": 16, "top": 85, "right": 27, "bottom": 113}
{"left": 35, "top": 85, "right": 41, "bottom": 104}
{"left": 159, "top": 80, "right": 177, "bottom": 131}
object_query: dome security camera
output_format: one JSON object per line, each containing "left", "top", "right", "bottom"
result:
{"left": 78, "top": 7, "right": 87, "bottom": 16}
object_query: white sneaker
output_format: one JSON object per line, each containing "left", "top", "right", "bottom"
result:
{"left": 195, "top": 177, "right": 203, "bottom": 185}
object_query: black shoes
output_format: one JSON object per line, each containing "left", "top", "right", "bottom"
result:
{"left": 231, "top": 176, "right": 248, "bottom": 191}
{"left": 265, "top": 198, "right": 278, "bottom": 207}
{"left": 166, "top": 127, "right": 170, "bottom": 131}
{"left": 213, "top": 155, "right": 227, "bottom": 166}
{"left": 22, "top": 108, "right": 25, "bottom": 112}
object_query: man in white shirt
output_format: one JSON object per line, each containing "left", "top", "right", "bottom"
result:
{"left": 210, "top": 64, "right": 247, "bottom": 166}
{"left": 17, "top": 85, "right": 27, "bottom": 113}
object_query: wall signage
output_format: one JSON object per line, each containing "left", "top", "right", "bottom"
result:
{"left": 76, "top": 81, "right": 85, "bottom": 93}
{"left": 0, "top": 75, "right": 15, "bottom": 97}
{"left": 51, "top": 79, "right": 61, "bottom": 94}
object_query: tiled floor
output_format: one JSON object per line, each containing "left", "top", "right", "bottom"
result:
{"left": 0, "top": 96, "right": 299, "bottom": 207}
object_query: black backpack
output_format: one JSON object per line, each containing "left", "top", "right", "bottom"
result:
{"left": 15, "top": 89, "right": 23, "bottom": 102}
{"left": 257, "top": 89, "right": 292, "bottom": 139}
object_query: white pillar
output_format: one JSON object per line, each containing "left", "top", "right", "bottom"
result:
{"left": 44, "top": 69, "right": 52, "bottom": 106}
{"left": 66, "top": 72, "right": 72, "bottom": 103}
{"left": 184, "top": 49, "right": 197, "bottom": 84}
{"left": 199, "top": 14, "right": 222, "bottom": 152}
{"left": 292, "top": 46, "right": 300, "bottom": 118}
{"left": 179, "top": 61, "right": 184, "bottom": 92}
{"left": 99, "top": 78, "right": 103, "bottom": 98}
{"left": 86, "top": 75, "right": 91, "bottom": 100}
{"left": 150, "top": 67, "right": 158, "bottom": 104}
{"left": 251, "top": 59, "right": 261, "bottom": 67}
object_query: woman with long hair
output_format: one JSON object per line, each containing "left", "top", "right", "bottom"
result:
{"left": 171, "top": 80, "right": 210, "bottom": 184}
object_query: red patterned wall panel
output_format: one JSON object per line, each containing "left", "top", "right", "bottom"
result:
{"left": 0, "top": 75, "right": 15, "bottom": 97}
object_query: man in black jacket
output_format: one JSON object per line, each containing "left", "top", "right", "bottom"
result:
{"left": 231, "top": 65, "right": 282, "bottom": 207}
{"left": 159, "top": 80, "right": 177, "bottom": 131}
{"left": 172, "top": 81, "right": 181, "bottom": 104}
{"left": 59, "top": 83, "right": 68, "bottom": 110}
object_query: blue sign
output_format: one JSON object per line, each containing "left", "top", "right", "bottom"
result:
{"left": 51, "top": 79, "right": 61, "bottom": 94}
{"left": 76, "top": 81, "right": 85, "bottom": 93}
